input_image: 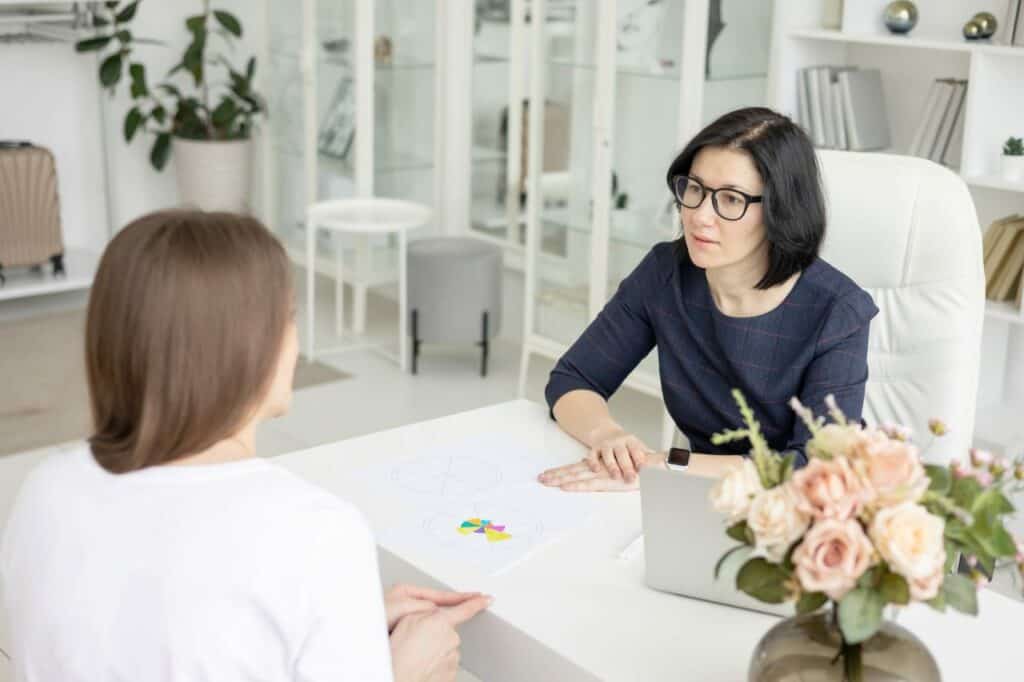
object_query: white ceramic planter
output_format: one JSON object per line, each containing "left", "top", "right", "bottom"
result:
{"left": 173, "top": 137, "right": 252, "bottom": 213}
{"left": 1001, "top": 154, "right": 1024, "bottom": 183}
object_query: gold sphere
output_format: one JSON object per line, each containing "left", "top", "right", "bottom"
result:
{"left": 963, "top": 19, "right": 982, "bottom": 40}
{"left": 971, "top": 12, "right": 998, "bottom": 38}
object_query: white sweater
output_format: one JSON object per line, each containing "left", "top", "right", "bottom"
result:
{"left": 0, "top": 446, "right": 393, "bottom": 682}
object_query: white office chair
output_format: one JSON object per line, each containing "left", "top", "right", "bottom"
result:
{"left": 817, "top": 150, "right": 985, "bottom": 464}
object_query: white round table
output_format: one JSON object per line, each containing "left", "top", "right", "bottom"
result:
{"left": 305, "top": 198, "right": 432, "bottom": 371}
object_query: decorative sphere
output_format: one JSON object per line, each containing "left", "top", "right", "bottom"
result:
{"left": 884, "top": 0, "right": 918, "bottom": 34}
{"left": 963, "top": 19, "right": 983, "bottom": 40}
{"left": 972, "top": 12, "right": 998, "bottom": 38}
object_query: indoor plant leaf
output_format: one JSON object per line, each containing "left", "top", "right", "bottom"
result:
{"left": 878, "top": 572, "right": 910, "bottom": 606}
{"left": 924, "top": 464, "right": 951, "bottom": 494}
{"left": 149, "top": 132, "right": 171, "bottom": 170}
{"left": 76, "top": 35, "right": 112, "bottom": 52}
{"left": 99, "top": 53, "right": 124, "bottom": 88}
{"left": 213, "top": 10, "right": 242, "bottom": 38}
{"left": 129, "top": 62, "right": 148, "bottom": 98}
{"left": 123, "top": 107, "right": 144, "bottom": 142}
{"left": 795, "top": 591, "right": 827, "bottom": 614}
{"left": 115, "top": 0, "right": 139, "bottom": 24}
{"left": 837, "top": 587, "right": 884, "bottom": 644}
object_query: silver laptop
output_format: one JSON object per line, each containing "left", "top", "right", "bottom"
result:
{"left": 639, "top": 466, "right": 790, "bottom": 617}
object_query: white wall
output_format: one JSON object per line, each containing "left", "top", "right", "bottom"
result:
{"left": 0, "top": 42, "right": 110, "bottom": 250}
{"left": 0, "top": 0, "right": 268, "bottom": 250}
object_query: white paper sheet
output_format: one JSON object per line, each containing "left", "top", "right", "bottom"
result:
{"left": 359, "top": 436, "right": 596, "bottom": 575}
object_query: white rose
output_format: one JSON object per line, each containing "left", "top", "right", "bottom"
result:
{"left": 807, "top": 423, "right": 864, "bottom": 460}
{"left": 747, "top": 484, "right": 811, "bottom": 563}
{"left": 869, "top": 502, "right": 946, "bottom": 600}
{"left": 709, "top": 459, "right": 764, "bottom": 523}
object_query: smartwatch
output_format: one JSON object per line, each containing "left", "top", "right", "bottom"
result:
{"left": 666, "top": 447, "right": 691, "bottom": 471}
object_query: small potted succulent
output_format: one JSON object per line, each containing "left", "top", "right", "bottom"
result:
{"left": 1002, "top": 137, "right": 1023, "bottom": 183}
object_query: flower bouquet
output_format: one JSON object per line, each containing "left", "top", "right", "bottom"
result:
{"left": 710, "top": 390, "right": 1024, "bottom": 681}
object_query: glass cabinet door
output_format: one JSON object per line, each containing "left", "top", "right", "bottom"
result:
{"left": 372, "top": 0, "right": 436, "bottom": 226}
{"left": 701, "top": 0, "right": 775, "bottom": 124}
{"left": 530, "top": 0, "right": 600, "bottom": 348}
{"left": 469, "top": 4, "right": 516, "bottom": 247}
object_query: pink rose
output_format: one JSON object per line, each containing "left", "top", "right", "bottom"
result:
{"left": 792, "top": 519, "right": 875, "bottom": 601}
{"left": 850, "top": 430, "right": 929, "bottom": 507}
{"left": 791, "top": 456, "right": 867, "bottom": 521}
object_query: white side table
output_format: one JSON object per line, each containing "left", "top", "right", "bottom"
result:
{"left": 305, "top": 198, "right": 431, "bottom": 371}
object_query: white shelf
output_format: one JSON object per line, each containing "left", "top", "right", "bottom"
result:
{"left": 789, "top": 28, "right": 1024, "bottom": 58}
{"left": 963, "top": 173, "right": 1024, "bottom": 193}
{"left": 985, "top": 300, "right": 1024, "bottom": 325}
{"left": 0, "top": 247, "right": 99, "bottom": 302}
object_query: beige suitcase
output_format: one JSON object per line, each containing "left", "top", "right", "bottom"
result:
{"left": 0, "top": 141, "right": 65, "bottom": 285}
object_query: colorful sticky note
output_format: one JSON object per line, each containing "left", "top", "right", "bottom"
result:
{"left": 456, "top": 517, "right": 511, "bottom": 541}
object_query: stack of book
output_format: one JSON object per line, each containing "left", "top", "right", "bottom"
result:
{"left": 795, "top": 66, "right": 890, "bottom": 151}
{"left": 983, "top": 214, "right": 1024, "bottom": 306}
{"left": 907, "top": 78, "right": 968, "bottom": 167}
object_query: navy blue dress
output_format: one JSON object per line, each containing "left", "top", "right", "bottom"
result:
{"left": 545, "top": 242, "right": 879, "bottom": 467}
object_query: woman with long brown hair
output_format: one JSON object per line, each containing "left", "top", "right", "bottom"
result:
{"left": 1, "top": 210, "right": 487, "bottom": 681}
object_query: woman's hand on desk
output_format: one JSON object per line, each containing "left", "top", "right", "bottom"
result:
{"left": 389, "top": 596, "right": 491, "bottom": 682}
{"left": 384, "top": 584, "right": 490, "bottom": 632}
{"left": 581, "top": 427, "right": 654, "bottom": 483}
{"left": 537, "top": 452, "right": 668, "bottom": 492}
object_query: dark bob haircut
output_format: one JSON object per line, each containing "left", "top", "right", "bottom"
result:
{"left": 665, "top": 107, "right": 825, "bottom": 289}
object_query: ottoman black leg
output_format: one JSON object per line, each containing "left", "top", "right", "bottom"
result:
{"left": 411, "top": 309, "right": 421, "bottom": 375}
{"left": 51, "top": 253, "right": 66, "bottom": 277}
{"left": 479, "top": 311, "right": 489, "bottom": 378}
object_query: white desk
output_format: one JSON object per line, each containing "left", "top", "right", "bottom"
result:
{"left": 274, "top": 399, "right": 1024, "bottom": 681}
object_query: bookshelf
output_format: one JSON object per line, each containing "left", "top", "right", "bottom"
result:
{"left": 771, "top": 0, "right": 1024, "bottom": 457}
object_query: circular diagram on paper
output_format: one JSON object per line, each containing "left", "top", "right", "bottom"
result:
{"left": 388, "top": 455, "right": 505, "bottom": 499}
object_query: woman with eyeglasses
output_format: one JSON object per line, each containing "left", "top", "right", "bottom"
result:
{"left": 538, "top": 107, "right": 878, "bottom": 492}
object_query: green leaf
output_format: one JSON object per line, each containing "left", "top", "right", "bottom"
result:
{"left": 780, "top": 452, "right": 796, "bottom": 483}
{"left": 795, "top": 591, "right": 827, "bottom": 614}
{"left": 115, "top": 29, "right": 131, "bottom": 44}
{"left": 972, "top": 489, "right": 1015, "bottom": 522}
{"left": 211, "top": 98, "right": 238, "bottom": 128}
{"left": 838, "top": 588, "right": 884, "bottom": 644}
{"left": 926, "top": 590, "right": 947, "bottom": 612}
{"left": 151, "top": 105, "right": 166, "bottom": 124}
{"left": 246, "top": 56, "right": 256, "bottom": 80}
{"left": 185, "top": 14, "right": 206, "bottom": 34}
{"left": 128, "top": 62, "right": 147, "bottom": 98}
{"left": 857, "top": 564, "right": 884, "bottom": 589}
{"left": 952, "top": 476, "right": 983, "bottom": 511}
{"left": 736, "top": 558, "right": 790, "bottom": 604}
{"left": 879, "top": 572, "right": 910, "bottom": 606}
{"left": 157, "top": 83, "right": 182, "bottom": 98}
{"left": 713, "top": 545, "right": 750, "bottom": 580}
{"left": 925, "top": 464, "right": 952, "bottom": 494}
{"left": 115, "top": 0, "right": 139, "bottom": 23}
{"left": 76, "top": 35, "right": 112, "bottom": 52}
{"left": 149, "top": 132, "right": 171, "bottom": 171}
{"left": 213, "top": 10, "right": 242, "bottom": 37}
{"left": 941, "top": 574, "right": 978, "bottom": 616}
{"left": 123, "top": 106, "right": 144, "bottom": 142}
{"left": 99, "top": 53, "right": 123, "bottom": 88}
{"left": 970, "top": 518, "right": 1017, "bottom": 559}
{"left": 944, "top": 539, "right": 960, "bottom": 574}
{"left": 726, "top": 521, "right": 752, "bottom": 545}
{"left": 92, "top": 14, "right": 111, "bottom": 27}
{"left": 105, "top": 1, "right": 119, "bottom": 9}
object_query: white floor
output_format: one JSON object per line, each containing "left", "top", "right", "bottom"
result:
{"left": 0, "top": 265, "right": 666, "bottom": 682}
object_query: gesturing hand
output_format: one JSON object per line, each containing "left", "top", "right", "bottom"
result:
{"left": 389, "top": 592, "right": 492, "bottom": 682}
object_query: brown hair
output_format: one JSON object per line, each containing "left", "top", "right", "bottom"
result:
{"left": 85, "top": 210, "right": 293, "bottom": 473}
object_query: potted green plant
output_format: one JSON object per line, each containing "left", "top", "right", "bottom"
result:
{"left": 77, "top": 0, "right": 266, "bottom": 212}
{"left": 1002, "top": 137, "right": 1023, "bottom": 183}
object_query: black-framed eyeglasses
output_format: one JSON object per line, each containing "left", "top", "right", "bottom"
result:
{"left": 672, "top": 175, "right": 762, "bottom": 221}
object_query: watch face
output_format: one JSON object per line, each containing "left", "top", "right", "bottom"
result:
{"left": 668, "top": 447, "right": 690, "bottom": 467}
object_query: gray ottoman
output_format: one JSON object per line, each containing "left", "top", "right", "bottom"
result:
{"left": 407, "top": 237, "right": 503, "bottom": 376}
